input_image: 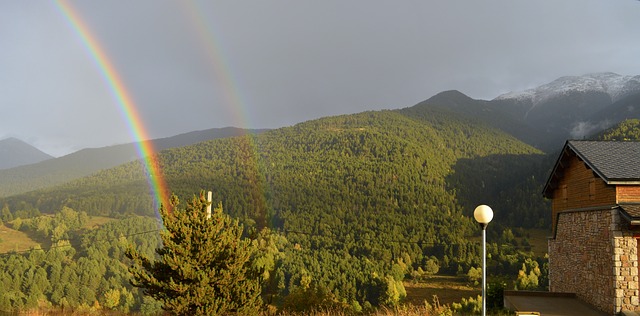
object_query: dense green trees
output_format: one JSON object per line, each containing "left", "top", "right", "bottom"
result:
{"left": 126, "top": 193, "right": 261, "bottom": 315}
{"left": 0, "top": 209, "right": 163, "bottom": 314}
{"left": 1, "top": 109, "right": 545, "bottom": 226}
{"left": 16, "top": 206, "right": 89, "bottom": 242}
{"left": 596, "top": 119, "right": 640, "bottom": 141}
{"left": 0, "top": 107, "right": 561, "bottom": 312}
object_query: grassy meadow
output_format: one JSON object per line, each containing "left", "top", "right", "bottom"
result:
{"left": 0, "top": 216, "right": 116, "bottom": 254}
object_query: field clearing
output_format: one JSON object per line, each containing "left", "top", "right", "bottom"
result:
{"left": 404, "top": 275, "right": 480, "bottom": 306}
{"left": 525, "top": 228, "right": 551, "bottom": 258}
{"left": 0, "top": 216, "right": 117, "bottom": 254}
{"left": 83, "top": 215, "right": 117, "bottom": 228}
{"left": 0, "top": 223, "right": 40, "bottom": 253}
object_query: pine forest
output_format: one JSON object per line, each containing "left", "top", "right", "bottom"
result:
{"left": 1, "top": 105, "right": 639, "bottom": 314}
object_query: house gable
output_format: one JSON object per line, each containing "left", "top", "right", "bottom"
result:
{"left": 544, "top": 141, "right": 640, "bottom": 234}
{"left": 545, "top": 140, "right": 640, "bottom": 313}
{"left": 545, "top": 143, "right": 617, "bottom": 235}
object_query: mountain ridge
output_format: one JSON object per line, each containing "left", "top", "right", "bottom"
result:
{"left": 1, "top": 107, "right": 546, "bottom": 230}
{"left": 495, "top": 72, "right": 640, "bottom": 104}
{"left": 0, "top": 137, "right": 54, "bottom": 170}
{"left": 419, "top": 73, "right": 640, "bottom": 151}
{"left": 0, "top": 127, "right": 267, "bottom": 198}
{"left": 3, "top": 72, "right": 639, "bottom": 198}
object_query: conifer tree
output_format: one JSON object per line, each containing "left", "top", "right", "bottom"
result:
{"left": 126, "top": 193, "right": 261, "bottom": 315}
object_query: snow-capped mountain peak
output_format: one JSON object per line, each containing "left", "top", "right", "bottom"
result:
{"left": 495, "top": 72, "right": 640, "bottom": 104}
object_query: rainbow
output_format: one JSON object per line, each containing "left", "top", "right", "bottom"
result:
{"left": 177, "top": 1, "right": 260, "bottom": 160}
{"left": 179, "top": 1, "right": 249, "bottom": 128}
{"left": 178, "top": 2, "right": 269, "bottom": 227}
{"left": 54, "top": 0, "right": 170, "bottom": 211}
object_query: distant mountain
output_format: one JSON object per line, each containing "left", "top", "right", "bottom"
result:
{"left": 0, "top": 127, "right": 267, "bottom": 198}
{"left": 496, "top": 72, "right": 640, "bottom": 105}
{"left": 416, "top": 73, "right": 640, "bottom": 151}
{"left": 0, "top": 137, "right": 53, "bottom": 170}
{"left": 403, "top": 90, "right": 547, "bottom": 149}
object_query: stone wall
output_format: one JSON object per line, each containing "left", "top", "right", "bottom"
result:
{"left": 549, "top": 209, "right": 613, "bottom": 313}
{"left": 612, "top": 210, "right": 639, "bottom": 312}
{"left": 550, "top": 209, "right": 640, "bottom": 314}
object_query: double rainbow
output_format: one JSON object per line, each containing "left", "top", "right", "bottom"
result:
{"left": 54, "top": 0, "right": 170, "bottom": 211}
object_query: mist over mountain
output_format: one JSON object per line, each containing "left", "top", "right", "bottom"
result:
{"left": 581, "top": 92, "right": 640, "bottom": 137}
{"left": 0, "top": 137, "right": 53, "bottom": 170}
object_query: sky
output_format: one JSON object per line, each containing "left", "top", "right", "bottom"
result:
{"left": 2, "top": 1, "right": 640, "bottom": 157}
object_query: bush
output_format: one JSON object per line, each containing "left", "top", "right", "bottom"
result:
{"left": 487, "top": 279, "right": 507, "bottom": 309}
{"left": 466, "top": 267, "right": 482, "bottom": 286}
{"left": 451, "top": 295, "right": 481, "bottom": 315}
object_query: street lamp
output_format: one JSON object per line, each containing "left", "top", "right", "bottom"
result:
{"left": 474, "top": 205, "right": 493, "bottom": 316}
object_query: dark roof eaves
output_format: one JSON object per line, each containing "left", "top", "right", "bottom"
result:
{"left": 617, "top": 203, "right": 640, "bottom": 225}
{"left": 542, "top": 140, "right": 571, "bottom": 199}
{"left": 542, "top": 140, "right": 640, "bottom": 198}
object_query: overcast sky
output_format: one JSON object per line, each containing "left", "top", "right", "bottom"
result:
{"left": 2, "top": 1, "right": 640, "bottom": 157}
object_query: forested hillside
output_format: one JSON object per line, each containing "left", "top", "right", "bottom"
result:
{"left": 0, "top": 210, "right": 163, "bottom": 312}
{"left": 3, "top": 72, "right": 640, "bottom": 313}
{"left": 1, "top": 114, "right": 635, "bottom": 313}
{"left": 407, "top": 91, "right": 546, "bottom": 149}
{"left": 0, "top": 107, "right": 551, "bottom": 309}
{"left": 2, "top": 108, "right": 545, "bottom": 226}
{"left": 595, "top": 119, "right": 640, "bottom": 141}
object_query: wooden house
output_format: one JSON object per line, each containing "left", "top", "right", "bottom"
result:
{"left": 543, "top": 140, "right": 640, "bottom": 314}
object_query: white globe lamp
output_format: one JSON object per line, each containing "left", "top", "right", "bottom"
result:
{"left": 474, "top": 204, "right": 493, "bottom": 316}
{"left": 474, "top": 205, "right": 494, "bottom": 227}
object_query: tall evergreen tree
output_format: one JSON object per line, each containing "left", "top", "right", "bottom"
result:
{"left": 126, "top": 193, "right": 261, "bottom": 315}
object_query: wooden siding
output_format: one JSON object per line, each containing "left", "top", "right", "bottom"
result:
{"left": 551, "top": 154, "right": 616, "bottom": 232}
{"left": 618, "top": 186, "right": 640, "bottom": 203}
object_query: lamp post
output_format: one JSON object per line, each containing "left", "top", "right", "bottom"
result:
{"left": 474, "top": 205, "right": 493, "bottom": 316}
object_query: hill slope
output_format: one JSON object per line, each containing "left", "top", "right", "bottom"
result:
{"left": 593, "top": 119, "right": 640, "bottom": 141}
{"left": 0, "top": 127, "right": 266, "bottom": 198}
{"left": 0, "top": 138, "right": 53, "bottom": 169}
{"left": 0, "top": 107, "right": 548, "bottom": 309}
{"left": 3, "top": 108, "right": 545, "bottom": 232}
{"left": 405, "top": 90, "right": 546, "bottom": 149}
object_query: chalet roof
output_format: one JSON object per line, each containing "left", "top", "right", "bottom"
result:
{"left": 569, "top": 141, "right": 640, "bottom": 181}
{"left": 619, "top": 204, "right": 640, "bottom": 223}
{"left": 543, "top": 140, "right": 640, "bottom": 198}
